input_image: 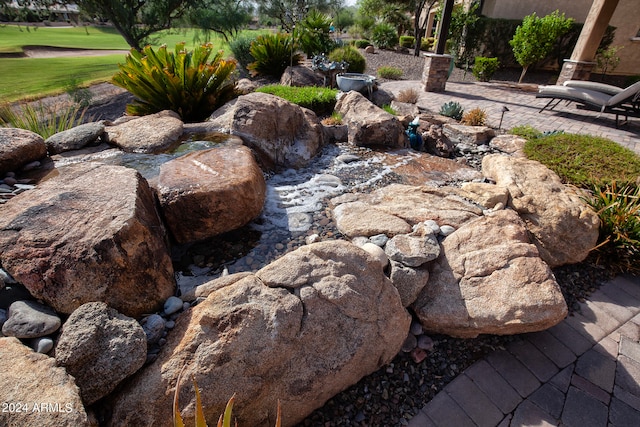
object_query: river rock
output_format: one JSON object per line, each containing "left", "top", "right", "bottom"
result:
{"left": 335, "top": 91, "right": 407, "bottom": 148}
{"left": 163, "top": 296, "right": 183, "bottom": 315}
{"left": 208, "top": 92, "right": 324, "bottom": 170}
{"left": 45, "top": 122, "right": 105, "bottom": 155}
{"left": 107, "top": 241, "right": 410, "bottom": 427}
{"left": 0, "top": 128, "right": 47, "bottom": 174}
{"left": 2, "top": 300, "right": 61, "bottom": 338}
{"left": 413, "top": 209, "right": 568, "bottom": 338}
{"left": 55, "top": 302, "right": 147, "bottom": 405}
{"left": 155, "top": 145, "right": 266, "bottom": 244}
{"left": 482, "top": 154, "right": 600, "bottom": 267}
{"left": 104, "top": 110, "right": 183, "bottom": 153}
{"left": 0, "top": 162, "right": 174, "bottom": 317}
{"left": 142, "top": 314, "right": 165, "bottom": 344}
{"left": 30, "top": 336, "right": 54, "bottom": 354}
{"left": 0, "top": 337, "right": 90, "bottom": 427}
{"left": 360, "top": 242, "right": 389, "bottom": 269}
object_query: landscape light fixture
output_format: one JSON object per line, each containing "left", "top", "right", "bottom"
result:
{"left": 499, "top": 105, "right": 509, "bottom": 130}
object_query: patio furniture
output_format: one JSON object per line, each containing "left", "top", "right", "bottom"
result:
{"left": 537, "top": 80, "right": 640, "bottom": 127}
{"left": 562, "top": 80, "right": 625, "bottom": 95}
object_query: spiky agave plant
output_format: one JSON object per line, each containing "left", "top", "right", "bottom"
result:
{"left": 112, "top": 42, "right": 237, "bottom": 123}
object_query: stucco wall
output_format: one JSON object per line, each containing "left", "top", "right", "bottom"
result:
{"left": 481, "top": 0, "right": 640, "bottom": 76}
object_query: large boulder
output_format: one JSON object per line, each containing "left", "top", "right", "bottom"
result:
{"left": 331, "top": 184, "right": 484, "bottom": 238}
{"left": 0, "top": 337, "right": 90, "bottom": 427}
{"left": 413, "top": 209, "right": 568, "bottom": 338}
{"left": 104, "top": 110, "right": 183, "bottom": 154}
{"left": 335, "top": 91, "right": 407, "bottom": 148}
{"left": 0, "top": 128, "right": 47, "bottom": 174}
{"left": 0, "top": 162, "right": 174, "bottom": 318}
{"left": 280, "top": 65, "right": 325, "bottom": 87}
{"left": 155, "top": 145, "right": 266, "bottom": 244}
{"left": 55, "top": 302, "right": 147, "bottom": 405}
{"left": 208, "top": 92, "right": 324, "bottom": 170}
{"left": 107, "top": 241, "right": 410, "bottom": 427}
{"left": 482, "top": 154, "right": 600, "bottom": 267}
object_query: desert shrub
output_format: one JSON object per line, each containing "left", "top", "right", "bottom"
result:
{"left": 439, "top": 101, "right": 464, "bottom": 120}
{"left": 256, "top": 85, "right": 338, "bottom": 116}
{"left": 299, "top": 9, "right": 336, "bottom": 57}
{"left": 421, "top": 37, "right": 435, "bottom": 51}
{"left": 0, "top": 102, "right": 86, "bottom": 139}
{"left": 354, "top": 39, "right": 372, "bottom": 49}
{"left": 377, "top": 66, "right": 403, "bottom": 80}
{"left": 229, "top": 34, "right": 256, "bottom": 70}
{"left": 397, "top": 88, "right": 419, "bottom": 104}
{"left": 371, "top": 23, "right": 398, "bottom": 50}
{"left": 112, "top": 43, "right": 236, "bottom": 122}
{"left": 248, "top": 33, "right": 303, "bottom": 79}
{"left": 399, "top": 35, "right": 415, "bottom": 48}
{"left": 461, "top": 107, "right": 487, "bottom": 126}
{"left": 321, "top": 111, "right": 343, "bottom": 125}
{"left": 472, "top": 57, "right": 499, "bottom": 82}
{"left": 328, "top": 46, "right": 366, "bottom": 73}
{"left": 586, "top": 182, "right": 640, "bottom": 273}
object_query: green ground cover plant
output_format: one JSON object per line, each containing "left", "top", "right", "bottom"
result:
{"left": 256, "top": 85, "right": 338, "bottom": 116}
{"left": 377, "top": 66, "right": 403, "bottom": 80}
{"left": 517, "top": 128, "right": 640, "bottom": 273}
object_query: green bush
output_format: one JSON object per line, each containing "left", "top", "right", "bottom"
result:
{"left": 248, "top": 33, "right": 303, "bottom": 79}
{"left": 421, "top": 37, "right": 435, "bottom": 51}
{"left": 256, "top": 85, "right": 338, "bottom": 116}
{"left": 112, "top": 43, "right": 237, "bottom": 122}
{"left": 472, "top": 57, "right": 500, "bottom": 82}
{"left": 382, "top": 104, "right": 397, "bottom": 115}
{"left": 439, "top": 101, "right": 464, "bottom": 120}
{"left": 377, "top": 66, "right": 403, "bottom": 79}
{"left": 328, "top": 46, "right": 366, "bottom": 73}
{"left": 229, "top": 34, "right": 256, "bottom": 70}
{"left": 510, "top": 124, "right": 542, "bottom": 140}
{"left": 371, "top": 23, "right": 398, "bottom": 50}
{"left": 354, "top": 39, "right": 372, "bottom": 49}
{"left": 399, "top": 35, "right": 415, "bottom": 48}
{"left": 299, "top": 9, "right": 336, "bottom": 57}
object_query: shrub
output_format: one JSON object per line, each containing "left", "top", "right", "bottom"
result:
{"left": 229, "top": 34, "right": 256, "bottom": 70}
{"left": 421, "top": 37, "right": 435, "bottom": 51}
{"left": 256, "top": 85, "right": 338, "bottom": 116}
{"left": 439, "top": 101, "right": 464, "bottom": 120}
{"left": 299, "top": 9, "right": 336, "bottom": 57}
{"left": 586, "top": 182, "right": 640, "bottom": 273}
{"left": 328, "top": 46, "right": 366, "bottom": 73}
{"left": 64, "top": 76, "right": 93, "bottom": 108}
{"left": 321, "top": 111, "right": 343, "bottom": 125}
{"left": 510, "top": 124, "right": 542, "bottom": 140}
{"left": 371, "top": 23, "right": 398, "bottom": 50}
{"left": 0, "top": 102, "right": 86, "bottom": 139}
{"left": 397, "top": 88, "right": 419, "bottom": 104}
{"left": 399, "top": 35, "right": 415, "bottom": 48}
{"left": 472, "top": 57, "right": 500, "bottom": 82}
{"left": 248, "top": 33, "right": 303, "bottom": 79}
{"left": 354, "top": 39, "right": 372, "bottom": 49}
{"left": 377, "top": 66, "right": 403, "bottom": 80}
{"left": 112, "top": 43, "right": 237, "bottom": 123}
{"left": 461, "top": 107, "right": 487, "bottom": 126}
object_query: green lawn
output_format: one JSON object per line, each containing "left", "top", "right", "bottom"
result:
{"left": 0, "top": 25, "right": 247, "bottom": 101}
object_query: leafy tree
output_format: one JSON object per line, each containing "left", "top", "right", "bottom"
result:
{"left": 76, "top": 0, "right": 199, "bottom": 50}
{"left": 298, "top": 9, "right": 335, "bottom": 56}
{"left": 411, "top": 0, "right": 437, "bottom": 56}
{"left": 509, "top": 10, "right": 574, "bottom": 83}
{"left": 186, "top": 0, "right": 253, "bottom": 43}
{"left": 255, "top": 0, "right": 333, "bottom": 31}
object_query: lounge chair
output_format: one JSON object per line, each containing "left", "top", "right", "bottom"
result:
{"left": 537, "top": 80, "right": 640, "bottom": 127}
{"left": 562, "top": 80, "right": 623, "bottom": 95}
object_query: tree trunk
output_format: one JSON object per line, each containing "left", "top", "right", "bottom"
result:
{"left": 518, "top": 65, "right": 528, "bottom": 84}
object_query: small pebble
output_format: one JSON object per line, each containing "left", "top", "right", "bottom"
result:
{"left": 142, "top": 314, "right": 165, "bottom": 344}
{"left": 3, "top": 177, "right": 17, "bottom": 186}
{"left": 410, "top": 347, "right": 428, "bottom": 363}
{"left": 158, "top": 338, "right": 167, "bottom": 347}
{"left": 439, "top": 225, "right": 455, "bottom": 236}
{"left": 165, "top": 320, "right": 175, "bottom": 329}
{"left": 401, "top": 333, "right": 417, "bottom": 353}
{"left": 305, "top": 233, "right": 320, "bottom": 244}
{"left": 21, "top": 160, "right": 41, "bottom": 171}
{"left": 0, "top": 308, "right": 6, "bottom": 330}
{"left": 369, "top": 234, "right": 389, "bottom": 247}
{"left": 409, "top": 320, "right": 423, "bottom": 336}
{"left": 417, "top": 335, "right": 434, "bottom": 351}
{"left": 0, "top": 268, "right": 17, "bottom": 284}
{"left": 182, "top": 302, "right": 191, "bottom": 311}
{"left": 31, "top": 337, "right": 54, "bottom": 354}
{"left": 163, "top": 296, "right": 183, "bottom": 315}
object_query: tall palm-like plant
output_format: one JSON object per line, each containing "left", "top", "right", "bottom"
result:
{"left": 112, "top": 42, "right": 237, "bottom": 122}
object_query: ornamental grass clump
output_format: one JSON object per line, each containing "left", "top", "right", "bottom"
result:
{"left": 461, "top": 107, "right": 487, "bottom": 126}
{"left": 377, "top": 66, "right": 403, "bottom": 80}
{"left": 112, "top": 42, "right": 237, "bottom": 123}
{"left": 396, "top": 88, "right": 419, "bottom": 104}
{"left": 0, "top": 101, "right": 86, "bottom": 139}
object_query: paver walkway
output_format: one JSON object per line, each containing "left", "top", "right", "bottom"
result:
{"left": 379, "top": 79, "right": 640, "bottom": 426}
{"left": 380, "top": 80, "right": 640, "bottom": 155}
{"left": 407, "top": 275, "right": 640, "bottom": 427}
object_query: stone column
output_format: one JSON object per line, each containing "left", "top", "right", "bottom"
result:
{"left": 557, "top": 0, "right": 619, "bottom": 84}
{"left": 422, "top": 54, "right": 452, "bottom": 92}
